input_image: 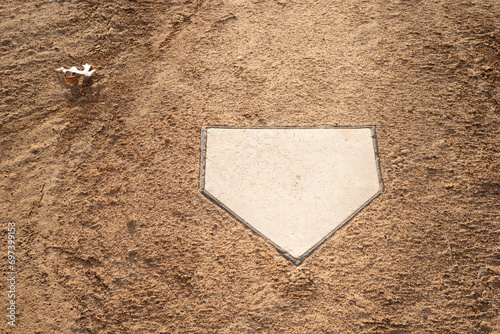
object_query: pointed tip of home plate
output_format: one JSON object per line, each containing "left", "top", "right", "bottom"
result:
{"left": 201, "top": 126, "right": 383, "bottom": 265}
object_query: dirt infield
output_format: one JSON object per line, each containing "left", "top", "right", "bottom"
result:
{"left": 1, "top": 0, "right": 499, "bottom": 333}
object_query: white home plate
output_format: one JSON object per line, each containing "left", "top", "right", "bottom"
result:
{"left": 200, "top": 127, "right": 383, "bottom": 265}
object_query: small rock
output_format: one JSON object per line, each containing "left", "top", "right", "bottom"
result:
{"left": 477, "top": 266, "right": 485, "bottom": 279}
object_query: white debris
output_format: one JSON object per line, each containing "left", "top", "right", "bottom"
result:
{"left": 56, "top": 64, "right": 95, "bottom": 83}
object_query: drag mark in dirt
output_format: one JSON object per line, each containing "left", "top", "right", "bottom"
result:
{"left": 159, "top": 0, "right": 207, "bottom": 49}
{"left": 27, "top": 183, "right": 45, "bottom": 217}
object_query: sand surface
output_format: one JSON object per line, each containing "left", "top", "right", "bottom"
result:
{"left": 1, "top": 0, "right": 499, "bottom": 333}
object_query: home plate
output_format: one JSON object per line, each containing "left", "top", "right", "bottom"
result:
{"left": 200, "top": 127, "right": 383, "bottom": 265}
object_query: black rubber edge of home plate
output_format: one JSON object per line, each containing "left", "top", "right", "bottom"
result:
{"left": 200, "top": 126, "right": 384, "bottom": 266}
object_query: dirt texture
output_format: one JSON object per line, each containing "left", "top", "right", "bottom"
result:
{"left": 1, "top": 0, "right": 499, "bottom": 333}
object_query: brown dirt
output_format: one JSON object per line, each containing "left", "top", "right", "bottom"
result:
{"left": 1, "top": 0, "right": 499, "bottom": 333}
